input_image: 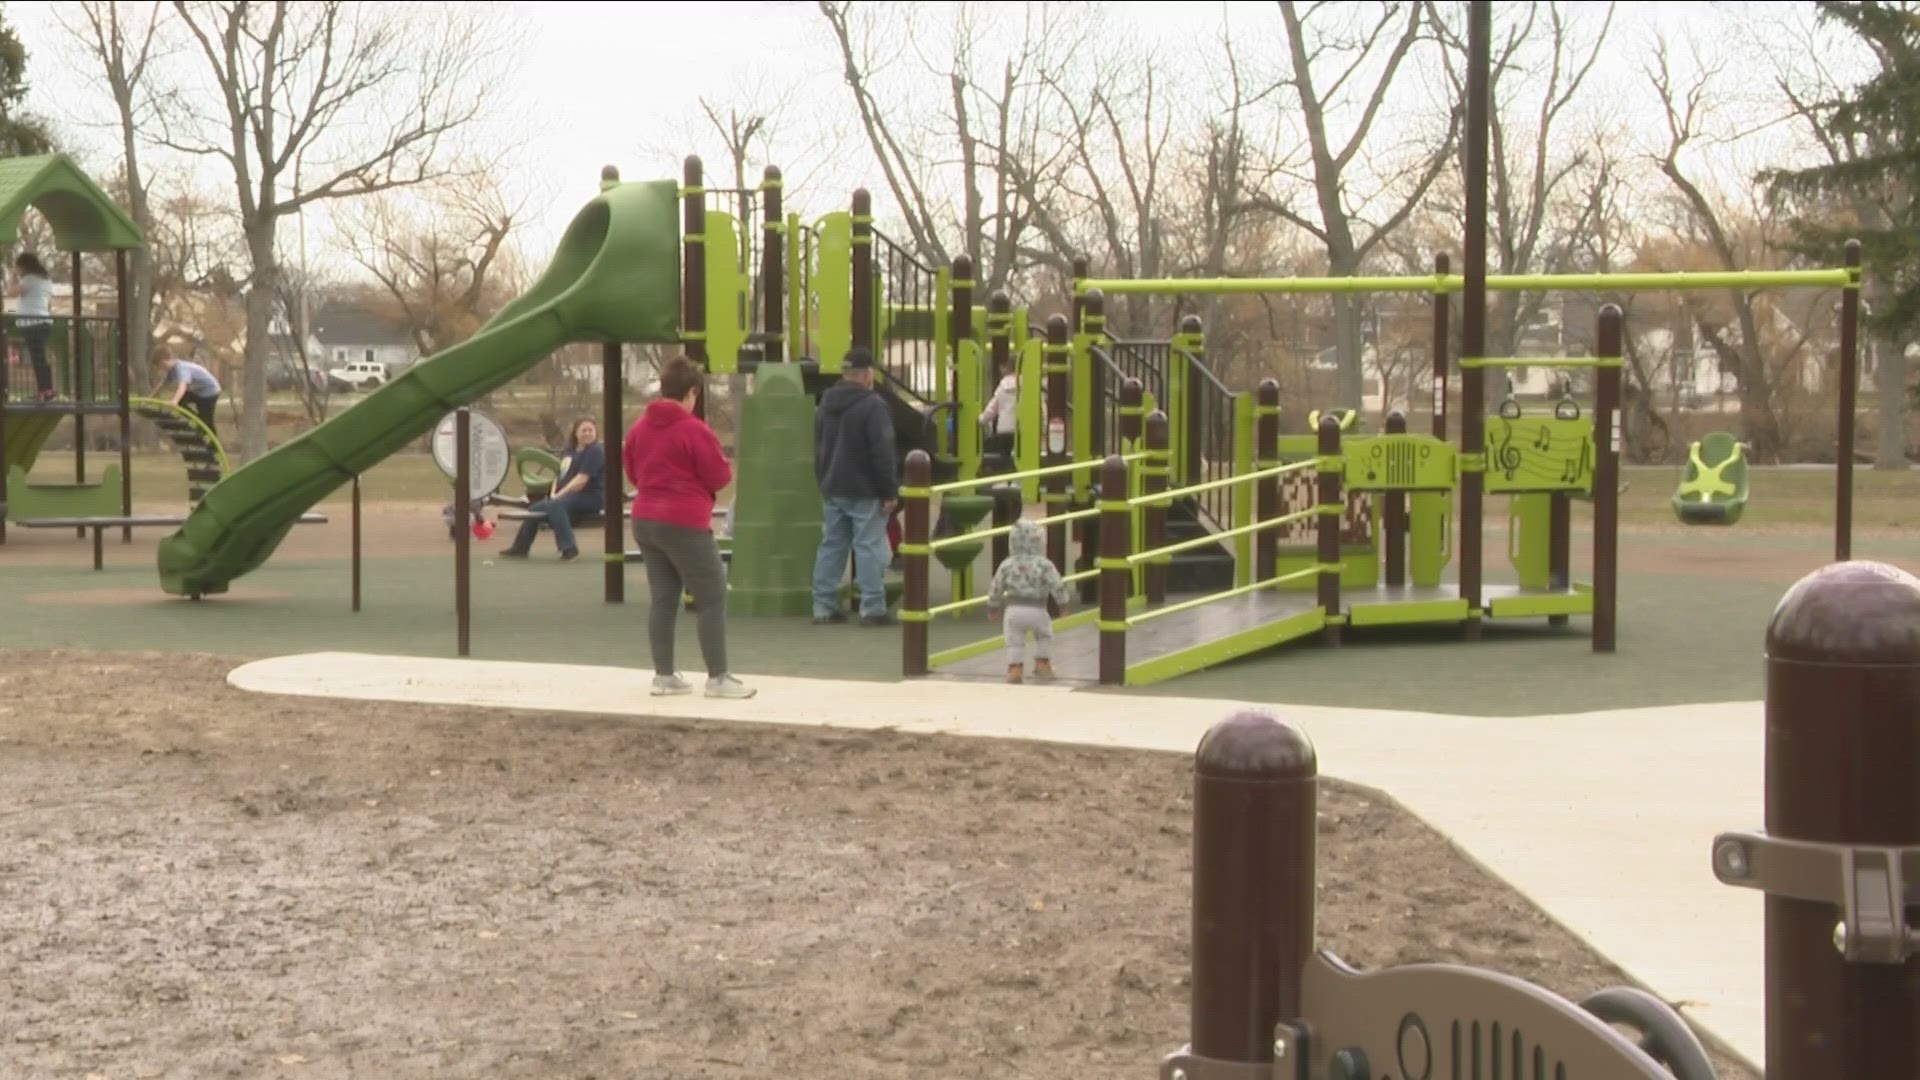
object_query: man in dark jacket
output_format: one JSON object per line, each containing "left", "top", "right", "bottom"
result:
{"left": 811, "top": 347, "right": 898, "bottom": 625}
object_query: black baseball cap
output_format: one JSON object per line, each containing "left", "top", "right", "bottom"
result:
{"left": 843, "top": 347, "right": 875, "bottom": 371}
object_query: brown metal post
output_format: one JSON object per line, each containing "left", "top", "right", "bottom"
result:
{"left": 951, "top": 254, "right": 973, "bottom": 413}
{"left": 1458, "top": 0, "right": 1491, "bottom": 642}
{"left": 0, "top": 307, "right": 9, "bottom": 544}
{"left": 1180, "top": 314, "right": 1205, "bottom": 487}
{"left": 351, "top": 474, "right": 362, "bottom": 613}
{"left": 1043, "top": 314, "right": 1071, "bottom": 575}
{"left": 1178, "top": 711, "right": 1317, "bottom": 1070}
{"left": 1383, "top": 410, "right": 1407, "bottom": 589}
{"left": 1431, "top": 252, "right": 1451, "bottom": 439}
{"left": 1256, "top": 379, "right": 1281, "bottom": 582}
{"left": 71, "top": 251, "right": 86, "bottom": 537}
{"left": 850, "top": 189, "right": 874, "bottom": 354}
{"left": 455, "top": 406, "right": 471, "bottom": 657}
{"left": 1836, "top": 239, "right": 1861, "bottom": 562}
{"left": 682, "top": 157, "right": 708, "bottom": 419}
{"left": 603, "top": 339, "right": 625, "bottom": 603}
{"left": 1317, "top": 414, "right": 1344, "bottom": 645}
{"left": 761, "top": 165, "right": 784, "bottom": 364}
{"left": 988, "top": 290, "right": 1013, "bottom": 383}
{"left": 1120, "top": 377, "right": 1144, "bottom": 446}
{"left": 1756, "top": 561, "right": 1920, "bottom": 1079}
{"left": 902, "top": 450, "right": 931, "bottom": 677}
{"left": 1098, "top": 454, "right": 1130, "bottom": 686}
{"left": 1593, "top": 306, "right": 1622, "bottom": 653}
{"left": 116, "top": 250, "right": 132, "bottom": 538}
{"left": 1144, "top": 410, "right": 1170, "bottom": 604}
{"left": 990, "top": 482, "right": 1017, "bottom": 572}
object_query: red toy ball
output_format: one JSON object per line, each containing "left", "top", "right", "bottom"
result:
{"left": 472, "top": 518, "right": 495, "bottom": 540}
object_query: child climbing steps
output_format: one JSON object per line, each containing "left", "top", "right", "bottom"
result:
{"left": 987, "top": 519, "right": 1071, "bottom": 685}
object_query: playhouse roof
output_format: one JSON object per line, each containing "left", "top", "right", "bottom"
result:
{"left": 0, "top": 154, "right": 144, "bottom": 252}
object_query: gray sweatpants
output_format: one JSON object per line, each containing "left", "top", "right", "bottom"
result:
{"left": 632, "top": 519, "right": 730, "bottom": 677}
{"left": 1002, "top": 604, "right": 1054, "bottom": 664}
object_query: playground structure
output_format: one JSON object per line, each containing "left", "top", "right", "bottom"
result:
{"left": 895, "top": 245, "right": 1862, "bottom": 684}
{"left": 0, "top": 154, "right": 292, "bottom": 564}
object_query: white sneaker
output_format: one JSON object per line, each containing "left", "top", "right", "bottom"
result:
{"left": 651, "top": 673, "right": 693, "bottom": 697}
{"left": 705, "top": 674, "right": 757, "bottom": 700}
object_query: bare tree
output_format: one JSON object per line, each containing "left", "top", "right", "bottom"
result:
{"left": 1647, "top": 40, "right": 1816, "bottom": 457}
{"left": 156, "top": 0, "right": 513, "bottom": 459}
{"left": 340, "top": 175, "right": 523, "bottom": 355}
{"left": 817, "top": 0, "right": 1080, "bottom": 294}
{"left": 58, "top": 1, "right": 169, "bottom": 370}
{"left": 1260, "top": 0, "right": 1461, "bottom": 412}
{"left": 1431, "top": 1, "right": 1614, "bottom": 371}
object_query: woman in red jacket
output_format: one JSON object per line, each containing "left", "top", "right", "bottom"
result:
{"left": 624, "top": 356, "right": 755, "bottom": 700}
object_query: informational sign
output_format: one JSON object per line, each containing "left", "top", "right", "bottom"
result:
{"left": 1431, "top": 375, "right": 1445, "bottom": 417}
{"left": 1047, "top": 416, "right": 1067, "bottom": 456}
{"left": 432, "top": 409, "right": 511, "bottom": 502}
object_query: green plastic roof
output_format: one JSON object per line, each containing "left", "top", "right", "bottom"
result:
{"left": 0, "top": 154, "right": 144, "bottom": 251}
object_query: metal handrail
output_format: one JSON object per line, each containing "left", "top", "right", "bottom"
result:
{"left": 1126, "top": 507, "right": 1318, "bottom": 566}
{"left": 919, "top": 452, "right": 1150, "bottom": 497}
{"left": 1126, "top": 565, "right": 1323, "bottom": 627}
{"left": 1132, "top": 457, "right": 1317, "bottom": 508}
{"left": 924, "top": 566, "right": 1099, "bottom": 619}
{"left": 924, "top": 505, "right": 1100, "bottom": 552}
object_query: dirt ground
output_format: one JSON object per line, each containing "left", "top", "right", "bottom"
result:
{"left": 0, "top": 650, "right": 1754, "bottom": 1080}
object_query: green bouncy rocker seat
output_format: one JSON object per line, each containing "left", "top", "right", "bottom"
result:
{"left": 1671, "top": 432, "right": 1749, "bottom": 525}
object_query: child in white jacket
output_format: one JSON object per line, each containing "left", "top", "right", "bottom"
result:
{"left": 988, "top": 518, "right": 1071, "bottom": 684}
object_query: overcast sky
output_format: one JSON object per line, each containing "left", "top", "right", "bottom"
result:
{"left": 10, "top": 2, "right": 1857, "bottom": 269}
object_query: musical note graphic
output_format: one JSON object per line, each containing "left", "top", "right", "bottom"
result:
{"left": 1495, "top": 422, "right": 1521, "bottom": 481}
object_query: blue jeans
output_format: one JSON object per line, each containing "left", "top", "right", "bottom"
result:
{"left": 507, "top": 490, "right": 601, "bottom": 555}
{"left": 812, "top": 496, "right": 890, "bottom": 617}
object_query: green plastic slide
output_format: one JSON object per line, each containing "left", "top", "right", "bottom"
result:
{"left": 1671, "top": 431, "right": 1749, "bottom": 526}
{"left": 157, "top": 178, "right": 683, "bottom": 596}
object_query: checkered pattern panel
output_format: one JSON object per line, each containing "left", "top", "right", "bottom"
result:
{"left": 1276, "top": 471, "right": 1374, "bottom": 546}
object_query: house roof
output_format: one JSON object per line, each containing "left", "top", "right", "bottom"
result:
{"left": 0, "top": 154, "right": 144, "bottom": 251}
{"left": 313, "top": 302, "right": 415, "bottom": 349}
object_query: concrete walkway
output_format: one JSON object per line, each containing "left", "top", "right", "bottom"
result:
{"left": 229, "top": 652, "right": 1767, "bottom": 1072}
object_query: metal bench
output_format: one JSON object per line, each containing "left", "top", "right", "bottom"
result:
{"left": 14, "top": 512, "right": 328, "bottom": 570}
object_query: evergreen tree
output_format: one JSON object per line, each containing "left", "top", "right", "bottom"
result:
{"left": 0, "top": 4, "right": 54, "bottom": 156}
{"left": 1764, "top": 2, "right": 1919, "bottom": 344}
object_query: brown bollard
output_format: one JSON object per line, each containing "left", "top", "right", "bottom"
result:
{"left": 1168, "top": 710, "right": 1318, "bottom": 1077}
{"left": 1720, "top": 561, "right": 1920, "bottom": 1079}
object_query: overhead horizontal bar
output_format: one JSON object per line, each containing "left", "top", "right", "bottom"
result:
{"left": 1075, "top": 268, "right": 1857, "bottom": 297}
{"left": 1458, "top": 356, "right": 1625, "bottom": 370}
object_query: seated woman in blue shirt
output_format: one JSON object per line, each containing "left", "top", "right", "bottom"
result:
{"left": 501, "top": 417, "right": 605, "bottom": 561}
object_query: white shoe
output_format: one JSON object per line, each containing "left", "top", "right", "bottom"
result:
{"left": 651, "top": 673, "right": 693, "bottom": 697}
{"left": 705, "top": 674, "right": 757, "bottom": 700}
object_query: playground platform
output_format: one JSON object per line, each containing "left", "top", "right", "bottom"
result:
{"left": 228, "top": 651, "right": 1766, "bottom": 1074}
{"left": 938, "top": 582, "right": 1592, "bottom": 685}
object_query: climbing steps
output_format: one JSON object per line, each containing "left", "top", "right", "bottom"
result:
{"left": 132, "top": 398, "right": 228, "bottom": 504}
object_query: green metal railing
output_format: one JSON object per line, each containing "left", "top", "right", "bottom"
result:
{"left": 1075, "top": 267, "right": 1858, "bottom": 296}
